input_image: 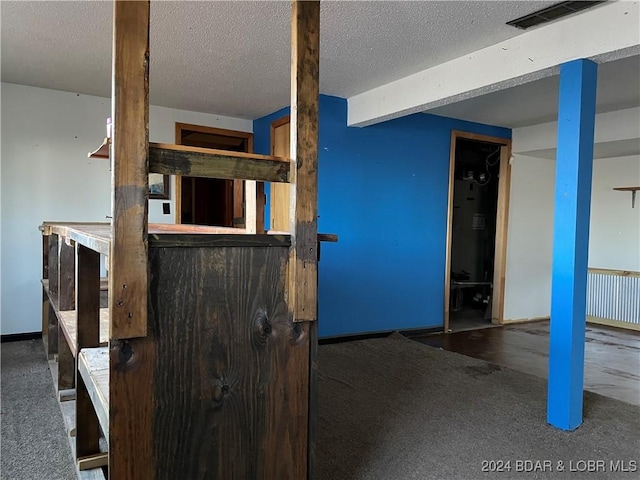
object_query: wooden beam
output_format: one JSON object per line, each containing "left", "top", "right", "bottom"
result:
{"left": 76, "top": 245, "right": 102, "bottom": 459}
{"left": 48, "top": 234, "right": 59, "bottom": 357}
{"left": 109, "top": 3, "right": 154, "bottom": 477}
{"left": 58, "top": 333, "right": 75, "bottom": 390}
{"left": 58, "top": 239, "right": 76, "bottom": 311}
{"left": 256, "top": 181, "right": 266, "bottom": 233}
{"left": 289, "top": 0, "right": 320, "bottom": 323}
{"left": 42, "top": 234, "right": 50, "bottom": 356}
{"left": 149, "top": 143, "right": 291, "bottom": 183}
{"left": 109, "top": 0, "right": 149, "bottom": 339}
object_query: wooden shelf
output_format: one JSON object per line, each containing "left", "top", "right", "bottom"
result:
{"left": 613, "top": 186, "right": 639, "bottom": 208}
{"left": 42, "top": 222, "right": 336, "bottom": 257}
{"left": 89, "top": 138, "right": 291, "bottom": 183}
{"left": 88, "top": 138, "right": 110, "bottom": 159}
{"left": 44, "top": 277, "right": 108, "bottom": 293}
{"left": 149, "top": 143, "right": 292, "bottom": 183}
{"left": 59, "top": 309, "right": 110, "bottom": 357}
{"left": 78, "top": 347, "right": 110, "bottom": 440}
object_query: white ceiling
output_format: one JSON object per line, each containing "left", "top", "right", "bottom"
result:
{"left": 1, "top": 0, "right": 559, "bottom": 120}
{"left": 427, "top": 54, "right": 640, "bottom": 128}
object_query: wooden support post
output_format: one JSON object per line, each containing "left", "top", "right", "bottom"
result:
{"left": 234, "top": 180, "right": 244, "bottom": 227}
{"left": 58, "top": 239, "right": 76, "bottom": 311}
{"left": 42, "top": 234, "right": 50, "bottom": 280}
{"left": 48, "top": 234, "right": 59, "bottom": 357}
{"left": 245, "top": 180, "right": 257, "bottom": 234}
{"left": 48, "top": 234, "right": 59, "bottom": 304}
{"left": 42, "top": 235, "right": 50, "bottom": 354}
{"left": 109, "top": 0, "right": 150, "bottom": 339}
{"left": 42, "top": 291, "right": 51, "bottom": 357}
{"left": 289, "top": 0, "right": 320, "bottom": 323}
{"left": 58, "top": 237, "right": 76, "bottom": 389}
{"left": 547, "top": 59, "right": 598, "bottom": 431}
{"left": 109, "top": 2, "right": 155, "bottom": 478}
{"left": 77, "top": 245, "right": 101, "bottom": 351}
{"left": 76, "top": 245, "right": 101, "bottom": 459}
{"left": 58, "top": 333, "right": 75, "bottom": 390}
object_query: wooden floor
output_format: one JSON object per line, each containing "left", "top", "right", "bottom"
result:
{"left": 412, "top": 321, "right": 640, "bottom": 406}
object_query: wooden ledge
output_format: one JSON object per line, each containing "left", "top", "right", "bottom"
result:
{"left": 88, "top": 138, "right": 110, "bottom": 159}
{"left": 149, "top": 143, "right": 291, "bottom": 183}
{"left": 89, "top": 138, "right": 291, "bottom": 183}
{"left": 58, "top": 309, "right": 110, "bottom": 357}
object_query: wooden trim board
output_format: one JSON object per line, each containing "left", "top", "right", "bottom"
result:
{"left": 491, "top": 138, "right": 512, "bottom": 326}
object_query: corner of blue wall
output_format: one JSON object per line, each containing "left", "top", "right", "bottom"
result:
{"left": 253, "top": 95, "right": 510, "bottom": 338}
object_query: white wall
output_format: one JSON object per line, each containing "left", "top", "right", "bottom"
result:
{"left": 0, "top": 83, "right": 252, "bottom": 334}
{"left": 590, "top": 155, "right": 640, "bottom": 270}
{"left": 503, "top": 108, "right": 640, "bottom": 322}
{"left": 503, "top": 155, "right": 556, "bottom": 321}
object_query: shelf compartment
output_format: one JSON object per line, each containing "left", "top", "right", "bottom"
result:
{"left": 59, "top": 309, "right": 110, "bottom": 357}
{"left": 78, "top": 347, "right": 110, "bottom": 440}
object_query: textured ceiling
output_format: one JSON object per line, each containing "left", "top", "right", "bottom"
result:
{"left": 1, "top": 0, "right": 558, "bottom": 119}
{"left": 427, "top": 55, "right": 640, "bottom": 128}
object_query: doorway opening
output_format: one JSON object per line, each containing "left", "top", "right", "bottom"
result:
{"left": 175, "top": 123, "right": 263, "bottom": 229}
{"left": 444, "top": 131, "right": 512, "bottom": 333}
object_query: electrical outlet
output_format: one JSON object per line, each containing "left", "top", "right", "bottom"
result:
{"left": 162, "top": 203, "right": 170, "bottom": 215}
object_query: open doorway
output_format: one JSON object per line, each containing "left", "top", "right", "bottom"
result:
{"left": 175, "top": 123, "right": 264, "bottom": 229}
{"left": 444, "top": 131, "right": 512, "bottom": 333}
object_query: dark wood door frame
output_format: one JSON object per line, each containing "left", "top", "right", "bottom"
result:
{"left": 444, "top": 130, "right": 512, "bottom": 332}
{"left": 174, "top": 123, "right": 257, "bottom": 227}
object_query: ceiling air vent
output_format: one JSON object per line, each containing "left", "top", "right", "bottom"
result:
{"left": 506, "top": 1, "right": 606, "bottom": 30}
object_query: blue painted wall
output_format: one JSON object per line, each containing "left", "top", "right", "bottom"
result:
{"left": 254, "top": 95, "right": 510, "bottom": 338}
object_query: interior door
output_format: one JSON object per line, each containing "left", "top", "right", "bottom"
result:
{"left": 176, "top": 124, "right": 258, "bottom": 228}
{"left": 270, "top": 117, "right": 290, "bottom": 232}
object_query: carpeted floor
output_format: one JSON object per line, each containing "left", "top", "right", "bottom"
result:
{"left": 316, "top": 333, "right": 640, "bottom": 480}
{"left": 1, "top": 340, "right": 75, "bottom": 480}
{"left": 2, "top": 335, "right": 639, "bottom": 479}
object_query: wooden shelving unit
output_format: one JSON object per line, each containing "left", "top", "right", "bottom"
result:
{"left": 40, "top": 1, "right": 331, "bottom": 478}
{"left": 613, "top": 186, "right": 639, "bottom": 208}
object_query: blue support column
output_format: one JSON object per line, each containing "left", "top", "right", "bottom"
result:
{"left": 547, "top": 59, "right": 598, "bottom": 431}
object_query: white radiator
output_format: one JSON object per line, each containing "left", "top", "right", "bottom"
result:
{"left": 587, "top": 269, "right": 640, "bottom": 327}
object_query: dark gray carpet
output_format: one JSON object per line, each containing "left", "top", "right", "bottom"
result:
{"left": 2, "top": 335, "right": 638, "bottom": 479}
{"left": 1, "top": 340, "right": 75, "bottom": 480}
{"left": 316, "top": 333, "right": 640, "bottom": 480}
